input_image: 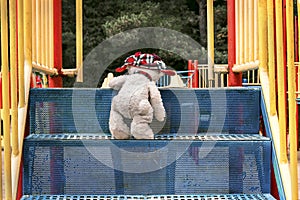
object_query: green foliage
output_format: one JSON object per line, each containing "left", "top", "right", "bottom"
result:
{"left": 62, "top": 0, "right": 228, "bottom": 86}
{"left": 101, "top": 0, "right": 199, "bottom": 71}
{"left": 214, "top": 3, "right": 227, "bottom": 64}
{"left": 102, "top": 1, "right": 196, "bottom": 37}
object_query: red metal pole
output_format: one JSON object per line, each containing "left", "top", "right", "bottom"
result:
{"left": 49, "top": 0, "right": 63, "bottom": 88}
{"left": 188, "top": 60, "right": 193, "bottom": 87}
{"left": 192, "top": 60, "right": 199, "bottom": 88}
{"left": 227, "top": 0, "right": 242, "bottom": 86}
{"left": 50, "top": 0, "right": 64, "bottom": 195}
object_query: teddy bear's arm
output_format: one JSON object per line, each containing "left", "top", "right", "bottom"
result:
{"left": 148, "top": 82, "right": 166, "bottom": 122}
{"left": 108, "top": 75, "right": 127, "bottom": 90}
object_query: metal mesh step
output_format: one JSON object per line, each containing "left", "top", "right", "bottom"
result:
{"left": 29, "top": 88, "right": 261, "bottom": 135}
{"left": 26, "top": 133, "right": 270, "bottom": 141}
{"left": 23, "top": 133, "right": 271, "bottom": 195}
{"left": 21, "top": 194, "right": 276, "bottom": 200}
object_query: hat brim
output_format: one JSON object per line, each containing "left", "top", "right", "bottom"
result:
{"left": 140, "top": 64, "right": 176, "bottom": 76}
{"left": 161, "top": 69, "right": 176, "bottom": 76}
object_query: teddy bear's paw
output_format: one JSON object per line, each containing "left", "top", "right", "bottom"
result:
{"left": 112, "top": 130, "right": 131, "bottom": 139}
{"left": 155, "top": 112, "right": 166, "bottom": 122}
{"left": 131, "top": 122, "right": 154, "bottom": 139}
{"left": 133, "top": 133, "right": 154, "bottom": 140}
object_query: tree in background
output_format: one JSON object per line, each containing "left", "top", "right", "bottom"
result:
{"left": 101, "top": 1, "right": 198, "bottom": 69}
{"left": 62, "top": 0, "right": 227, "bottom": 87}
{"left": 195, "top": 0, "right": 227, "bottom": 64}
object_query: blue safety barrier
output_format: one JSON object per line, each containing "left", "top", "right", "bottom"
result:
{"left": 29, "top": 87, "right": 260, "bottom": 135}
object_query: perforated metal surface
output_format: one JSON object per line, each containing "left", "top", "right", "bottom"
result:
{"left": 29, "top": 88, "right": 261, "bottom": 135}
{"left": 26, "top": 133, "right": 270, "bottom": 141}
{"left": 21, "top": 194, "right": 276, "bottom": 200}
{"left": 23, "top": 134, "right": 271, "bottom": 195}
{"left": 25, "top": 88, "right": 268, "bottom": 197}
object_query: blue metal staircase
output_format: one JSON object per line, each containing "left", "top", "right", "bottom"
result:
{"left": 21, "top": 87, "right": 277, "bottom": 199}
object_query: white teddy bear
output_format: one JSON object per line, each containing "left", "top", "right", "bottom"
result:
{"left": 109, "top": 52, "right": 175, "bottom": 139}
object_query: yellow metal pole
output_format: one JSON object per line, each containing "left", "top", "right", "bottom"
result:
{"left": 258, "top": 0, "right": 268, "bottom": 72}
{"left": 44, "top": 0, "right": 47, "bottom": 68}
{"left": 32, "top": 0, "right": 36, "bottom": 64}
{"left": 248, "top": 70, "right": 250, "bottom": 83}
{"left": 10, "top": 0, "right": 19, "bottom": 156}
{"left": 37, "top": 0, "right": 41, "bottom": 65}
{"left": 24, "top": 0, "right": 32, "bottom": 69}
{"left": 207, "top": 0, "right": 214, "bottom": 87}
{"left": 286, "top": 0, "right": 298, "bottom": 199}
{"left": 244, "top": 0, "right": 249, "bottom": 63}
{"left": 49, "top": 0, "right": 54, "bottom": 69}
{"left": 252, "top": 0, "right": 260, "bottom": 83}
{"left": 41, "top": 0, "right": 45, "bottom": 67}
{"left": 1, "top": 0, "right": 12, "bottom": 198}
{"left": 18, "top": 0, "right": 25, "bottom": 108}
{"left": 254, "top": 0, "right": 260, "bottom": 83}
{"left": 76, "top": 0, "right": 83, "bottom": 82}
{"left": 45, "top": 0, "right": 49, "bottom": 68}
{"left": 235, "top": 0, "right": 240, "bottom": 65}
{"left": 267, "top": 0, "right": 276, "bottom": 116}
{"left": 249, "top": 0, "right": 254, "bottom": 62}
{"left": 0, "top": 2, "right": 4, "bottom": 199}
{"left": 24, "top": 0, "right": 32, "bottom": 99}
{"left": 42, "top": 74, "right": 49, "bottom": 88}
{"left": 275, "top": 0, "right": 288, "bottom": 163}
{"left": 239, "top": 0, "right": 245, "bottom": 65}
{"left": 254, "top": 0, "right": 259, "bottom": 62}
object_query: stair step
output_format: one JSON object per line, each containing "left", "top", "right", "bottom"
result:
{"left": 29, "top": 87, "right": 261, "bottom": 135}
{"left": 21, "top": 194, "right": 276, "bottom": 200}
{"left": 26, "top": 133, "right": 270, "bottom": 141}
{"left": 23, "top": 134, "right": 271, "bottom": 195}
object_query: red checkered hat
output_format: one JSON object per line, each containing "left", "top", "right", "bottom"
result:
{"left": 116, "top": 52, "right": 175, "bottom": 76}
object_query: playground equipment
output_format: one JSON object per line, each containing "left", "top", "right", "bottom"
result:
{"left": 0, "top": 0, "right": 299, "bottom": 199}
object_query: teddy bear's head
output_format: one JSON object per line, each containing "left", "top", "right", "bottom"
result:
{"left": 116, "top": 52, "right": 175, "bottom": 81}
